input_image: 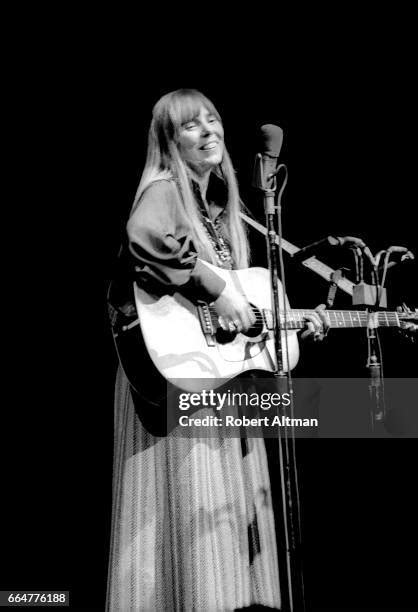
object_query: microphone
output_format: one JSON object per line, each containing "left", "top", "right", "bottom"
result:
{"left": 387, "top": 246, "right": 410, "bottom": 254}
{"left": 377, "top": 254, "right": 414, "bottom": 273}
{"left": 333, "top": 236, "right": 379, "bottom": 272}
{"left": 379, "top": 246, "right": 415, "bottom": 288}
{"left": 334, "top": 236, "right": 375, "bottom": 267}
{"left": 335, "top": 236, "right": 366, "bottom": 248}
{"left": 292, "top": 234, "right": 370, "bottom": 262}
{"left": 292, "top": 235, "right": 341, "bottom": 261}
{"left": 252, "top": 124, "right": 284, "bottom": 191}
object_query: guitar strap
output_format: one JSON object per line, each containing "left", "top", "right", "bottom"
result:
{"left": 240, "top": 211, "right": 300, "bottom": 256}
{"left": 240, "top": 211, "right": 354, "bottom": 296}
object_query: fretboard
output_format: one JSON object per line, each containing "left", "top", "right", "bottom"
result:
{"left": 206, "top": 305, "right": 404, "bottom": 331}
{"left": 281, "top": 310, "right": 400, "bottom": 330}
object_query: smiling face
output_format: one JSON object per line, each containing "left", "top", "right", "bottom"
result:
{"left": 176, "top": 105, "right": 224, "bottom": 175}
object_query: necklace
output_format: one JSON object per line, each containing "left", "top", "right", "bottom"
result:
{"left": 191, "top": 178, "right": 234, "bottom": 269}
{"left": 201, "top": 215, "right": 234, "bottom": 269}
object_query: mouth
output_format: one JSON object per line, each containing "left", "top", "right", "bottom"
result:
{"left": 200, "top": 141, "right": 218, "bottom": 151}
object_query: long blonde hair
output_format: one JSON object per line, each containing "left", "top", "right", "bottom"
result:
{"left": 132, "top": 89, "right": 250, "bottom": 268}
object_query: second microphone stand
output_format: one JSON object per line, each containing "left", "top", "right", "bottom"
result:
{"left": 352, "top": 247, "right": 387, "bottom": 431}
{"left": 264, "top": 178, "right": 287, "bottom": 376}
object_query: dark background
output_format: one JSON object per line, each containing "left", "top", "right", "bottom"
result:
{"left": 2, "top": 23, "right": 418, "bottom": 611}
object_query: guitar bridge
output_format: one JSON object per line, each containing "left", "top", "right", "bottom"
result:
{"left": 197, "top": 302, "right": 216, "bottom": 346}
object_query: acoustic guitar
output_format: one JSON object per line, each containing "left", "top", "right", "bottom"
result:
{"left": 113, "top": 260, "right": 416, "bottom": 393}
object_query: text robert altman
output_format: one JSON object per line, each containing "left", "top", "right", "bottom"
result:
{"left": 178, "top": 415, "right": 319, "bottom": 428}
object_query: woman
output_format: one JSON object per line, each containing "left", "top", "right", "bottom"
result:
{"left": 106, "top": 89, "right": 326, "bottom": 611}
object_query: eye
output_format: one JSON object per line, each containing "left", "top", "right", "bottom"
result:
{"left": 183, "top": 121, "right": 197, "bottom": 130}
{"left": 208, "top": 116, "right": 217, "bottom": 124}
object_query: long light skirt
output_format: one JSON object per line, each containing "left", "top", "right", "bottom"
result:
{"left": 106, "top": 368, "right": 281, "bottom": 611}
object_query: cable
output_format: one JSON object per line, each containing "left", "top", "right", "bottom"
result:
{"left": 353, "top": 248, "right": 360, "bottom": 283}
{"left": 274, "top": 167, "right": 305, "bottom": 545}
{"left": 380, "top": 250, "right": 392, "bottom": 290}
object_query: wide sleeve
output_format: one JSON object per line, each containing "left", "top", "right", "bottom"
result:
{"left": 126, "top": 180, "right": 226, "bottom": 302}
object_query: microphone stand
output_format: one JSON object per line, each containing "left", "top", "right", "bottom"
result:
{"left": 366, "top": 249, "right": 386, "bottom": 433}
{"left": 366, "top": 315, "right": 385, "bottom": 430}
{"left": 254, "top": 155, "right": 305, "bottom": 612}
{"left": 353, "top": 247, "right": 386, "bottom": 432}
{"left": 364, "top": 246, "right": 414, "bottom": 432}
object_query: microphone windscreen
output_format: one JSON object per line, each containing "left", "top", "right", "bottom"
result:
{"left": 259, "top": 124, "right": 283, "bottom": 156}
{"left": 388, "top": 246, "right": 408, "bottom": 253}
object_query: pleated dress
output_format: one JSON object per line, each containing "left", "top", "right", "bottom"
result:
{"left": 106, "top": 177, "right": 281, "bottom": 611}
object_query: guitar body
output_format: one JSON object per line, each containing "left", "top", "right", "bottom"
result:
{"left": 132, "top": 262, "right": 299, "bottom": 392}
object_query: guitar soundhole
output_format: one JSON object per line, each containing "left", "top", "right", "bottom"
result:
{"left": 216, "top": 329, "right": 238, "bottom": 344}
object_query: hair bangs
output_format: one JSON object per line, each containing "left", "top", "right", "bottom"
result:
{"left": 168, "top": 90, "right": 221, "bottom": 134}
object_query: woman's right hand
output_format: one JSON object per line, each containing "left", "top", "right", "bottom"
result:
{"left": 213, "top": 285, "right": 256, "bottom": 333}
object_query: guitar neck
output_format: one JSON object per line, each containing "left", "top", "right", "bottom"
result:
{"left": 206, "top": 304, "right": 405, "bottom": 331}
{"left": 283, "top": 309, "right": 400, "bottom": 330}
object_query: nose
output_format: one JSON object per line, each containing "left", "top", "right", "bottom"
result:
{"left": 201, "top": 118, "right": 214, "bottom": 135}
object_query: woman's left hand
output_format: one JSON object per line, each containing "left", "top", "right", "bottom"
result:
{"left": 301, "top": 304, "right": 330, "bottom": 341}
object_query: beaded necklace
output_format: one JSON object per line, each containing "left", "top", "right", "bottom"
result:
{"left": 192, "top": 181, "right": 234, "bottom": 270}
{"left": 200, "top": 214, "right": 234, "bottom": 269}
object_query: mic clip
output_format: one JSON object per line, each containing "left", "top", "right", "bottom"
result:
{"left": 252, "top": 153, "right": 278, "bottom": 192}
